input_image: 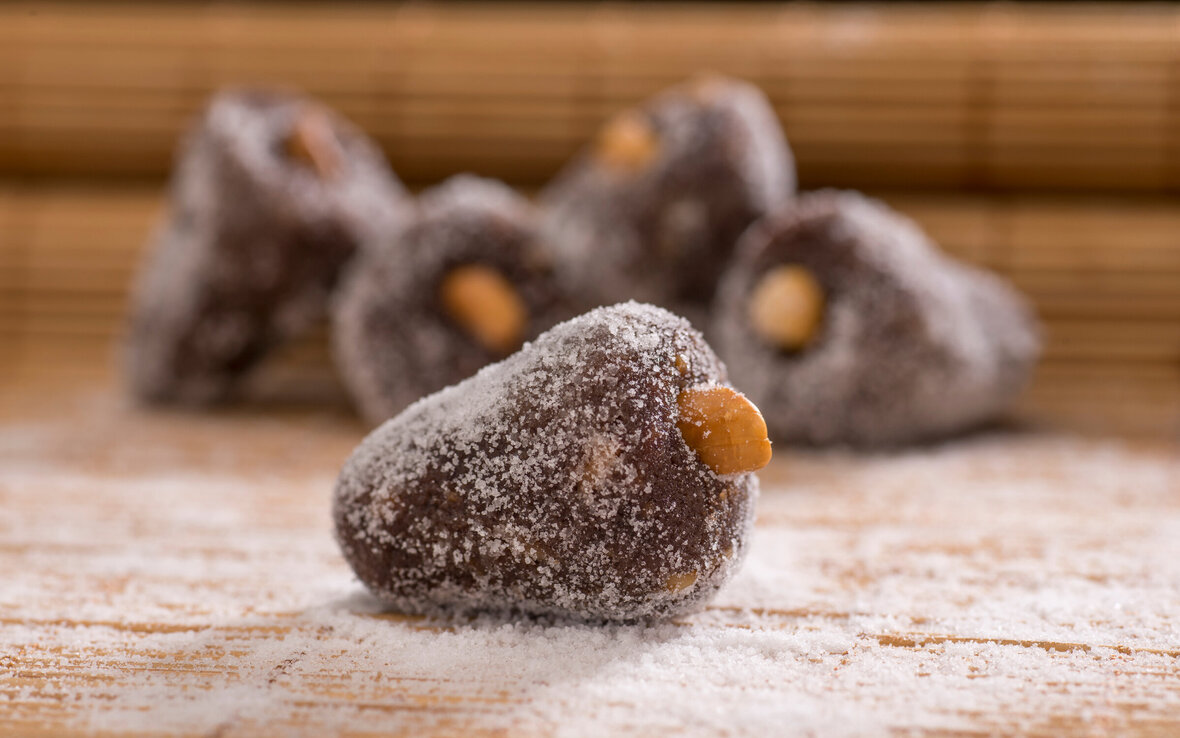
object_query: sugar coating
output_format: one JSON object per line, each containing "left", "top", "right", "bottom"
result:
{"left": 714, "top": 190, "right": 1042, "bottom": 446}
{"left": 541, "top": 76, "right": 795, "bottom": 327}
{"left": 333, "top": 175, "right": 569, "bottom": 425}
{"left": 333, "top": 302, "right": 760, "bottom": 622}
{"left": 125, "top": 89, "right": 410, "bottom": 404}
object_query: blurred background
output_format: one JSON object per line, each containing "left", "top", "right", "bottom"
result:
{"left": 0, "top": 1, "right": 1176, "bottom": 437}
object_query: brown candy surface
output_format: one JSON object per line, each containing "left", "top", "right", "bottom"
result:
{"left": 541, "top": 76, "right": 795, "bottom": 327}
{"left": 125, "top": 89, "right": 409, "bottom": 404}
{"left": 333, "top": 302, "right": 764, "bottom": 622}
{"left": 333, "top": 175, "right": 566, "bottom": 425}
{"left": 714, "top": 190, "right": 1042, "bottom": 446}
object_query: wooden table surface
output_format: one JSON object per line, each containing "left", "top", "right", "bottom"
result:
{"left": 1, "top": 360, "right": 1177, "bottom": 737}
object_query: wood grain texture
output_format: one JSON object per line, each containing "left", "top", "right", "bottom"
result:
{"left": 0, "top": 2, "right": 1177, "bottom": 189}
{"left": 0, "top": 377, "right": 1177, "bottom": 736}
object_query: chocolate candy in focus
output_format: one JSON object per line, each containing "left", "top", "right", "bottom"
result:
{"left": 333, "top": 302, "right": 770, "bottom": 622}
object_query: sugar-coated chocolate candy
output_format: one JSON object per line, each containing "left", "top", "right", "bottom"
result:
{"left": 333, "top": 302, "right": 771, "bottom": 622}
{"left": 333, "top": 175, "right": 567, "bottom": 425}
{"left": 714, "top": 190, "right": 1041, "bottom": 446}
{"left": 126, "top": 89, "right": 409, "bottom": 404}
{"left": 540, "top": 76, "right": 794, "bottom": 326}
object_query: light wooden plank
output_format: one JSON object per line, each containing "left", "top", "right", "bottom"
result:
{"left": 0, "top": 374, "right": 1176, "bottom": 735}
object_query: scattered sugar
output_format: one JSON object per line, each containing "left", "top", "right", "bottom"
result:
{"left": 2, "top": 419, "right": 1177, "bottom": 734}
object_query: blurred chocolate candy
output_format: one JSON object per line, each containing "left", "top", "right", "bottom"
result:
{"left": 126, "top": 89, "right": 409, "bottom": 404}
{"left": 714, "top": 190, "right": 1041, "bottom": 446}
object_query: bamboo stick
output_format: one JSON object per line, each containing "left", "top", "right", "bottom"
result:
{"left": 0, "top": 2, "right": 1175, "bottom": 189}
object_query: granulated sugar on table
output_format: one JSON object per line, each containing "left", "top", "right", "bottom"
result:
{"left": 1, "top": 397, "right": 1178, "bottom": 736}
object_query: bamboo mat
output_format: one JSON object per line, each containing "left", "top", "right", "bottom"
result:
{"left": 1, "top": 376, "right": 1178, "bottom": 736}
{"left": 2, "top": 185, "right": 1176, "bottom": 437}
{"left": 0, "top": 2, "right": 1177, "bottom": 189}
